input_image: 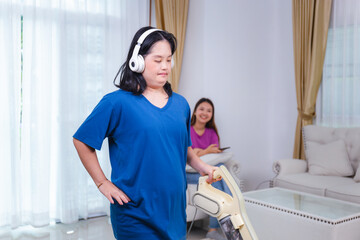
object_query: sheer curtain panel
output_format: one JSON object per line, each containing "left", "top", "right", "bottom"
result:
{"left": 316, "top": 0, "right": 360, "bottom": 127}
{"left": 1, "top": 0, "right": 149, "bottom": 229}
{"left": 0, "top": 0, "right": 22, "bottom": 229}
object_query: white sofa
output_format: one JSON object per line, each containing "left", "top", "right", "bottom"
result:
{"left": 273, "top": 125, "right": 360, "bottom": 204}
{"left": 185, "top": 152, "right": 241, "bottom": 222}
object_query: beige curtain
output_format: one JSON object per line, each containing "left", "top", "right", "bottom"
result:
{"left": 292, "top": 0, "right": 332, "bottom": 159}
{"left": 155, "top": 0, "right": 189, "bottom": 92}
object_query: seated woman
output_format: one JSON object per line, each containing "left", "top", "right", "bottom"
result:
{"left": 187, "top": 98, "right": 229, "bottom": 240}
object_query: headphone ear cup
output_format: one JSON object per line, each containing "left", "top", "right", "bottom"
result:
{"left": 137, "top": 55, "right": 145, "bottom": 73}
{"left": 129, "top": 56, "right": 138, "bottom": 72}
{"left": 129, "top": 55, "right": 145, "bottom": 73}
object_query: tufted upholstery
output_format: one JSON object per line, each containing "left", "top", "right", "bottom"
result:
{"left": 273, "top": 125, "right": 360, "bottom": 204}
{"left": 303, "top": 125, "right": 360, "bottom": 171}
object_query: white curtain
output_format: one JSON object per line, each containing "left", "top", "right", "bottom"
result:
{"left": 316, "top": 0, "right": 360, "bottom": 127}
{"left": 0, "top": 0, "right": 23, "bottom": 229}
{"left": 0, "top": 0, "right": 149, "bottom": 228}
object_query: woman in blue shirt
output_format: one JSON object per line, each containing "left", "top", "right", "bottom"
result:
{"left": 73, "top": 27, "right": 219, "bottom": 240}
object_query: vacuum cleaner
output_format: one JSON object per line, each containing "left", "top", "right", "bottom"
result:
{"left": 192, "top": 165, "right": 258, "bottom": 240}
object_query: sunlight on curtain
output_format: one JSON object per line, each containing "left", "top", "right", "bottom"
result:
{"left": 1, "top": 0, "right": 149, "bottom": 228}
{"left": 0, "top": 0, "right": 22, "bottom": 228}
{"left": 316, "top": 0, "right": 360, "bottom": 127}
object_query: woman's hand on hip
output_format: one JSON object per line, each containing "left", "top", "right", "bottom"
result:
{"left": 98, "top": 180, "right": 131, "bottom": 205}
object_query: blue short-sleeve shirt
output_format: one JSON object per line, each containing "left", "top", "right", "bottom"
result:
{"left": 73, "top": 90, "right": 191, "bottom": 240}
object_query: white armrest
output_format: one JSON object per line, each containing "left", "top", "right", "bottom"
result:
{"left": 224, "top": 159, "right": 241, "bottom": 188}
{"left": 186, "top": 152, "right": 234, "bottom": 173}
{"left": 223, "top": 159, "right": 240, "bottom": 176}
{"left": 273, "top": 159, "right": 307, "bottom": 176}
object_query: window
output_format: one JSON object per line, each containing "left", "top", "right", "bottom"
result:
{"left": 0, "top": 0, "right": 149, "bottom": 228}
{"left": 316, "top": 0, "right": 360, "bottom": 127}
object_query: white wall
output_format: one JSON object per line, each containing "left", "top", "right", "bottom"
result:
{"left": 179, "top": 0, "right": 297, "bottom": 191}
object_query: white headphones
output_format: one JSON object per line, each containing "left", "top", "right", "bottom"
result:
{"left": 129, "top": 29, "right": 161, "bottom": 73}
{"left": 129, "top": 28, "right": 174, "bottom": 73}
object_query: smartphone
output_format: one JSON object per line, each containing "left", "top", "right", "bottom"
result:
{"left": 219, "top": 146, "right": 230, "bottom": 151}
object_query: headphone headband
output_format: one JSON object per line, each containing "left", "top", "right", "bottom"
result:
{"left": 137, "top": 28, "right": 162, "bottom": 45}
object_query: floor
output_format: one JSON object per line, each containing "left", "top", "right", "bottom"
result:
{"left": 0, "top": 216, "right": 210, "bottom": 240}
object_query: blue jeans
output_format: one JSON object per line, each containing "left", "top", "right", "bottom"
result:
{"left": 186, "top": 164, "right": 231, "bottom": 229}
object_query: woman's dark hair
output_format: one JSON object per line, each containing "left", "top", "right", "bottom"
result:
{"left": 190, "top": 98, "right": 220, "bottom": 142}
{"left": 113, "top": 26, "right": 177, "bottom": 96}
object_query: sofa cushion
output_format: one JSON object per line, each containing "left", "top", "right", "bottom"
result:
{"left": 326, "top": 183, "right": 360, "bottom": 204}
{"left": 303, "top": 125, "right": 360, "bottom": 172}
{"left": 274, "top": 173, "right": 355, "bottom": 196}
{"left": 305, "top": 139, "right": 354, "bottom": 176}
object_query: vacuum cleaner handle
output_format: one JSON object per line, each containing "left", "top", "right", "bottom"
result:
{"left": 213, "top": 168, "right": 222, "bottom": 180}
